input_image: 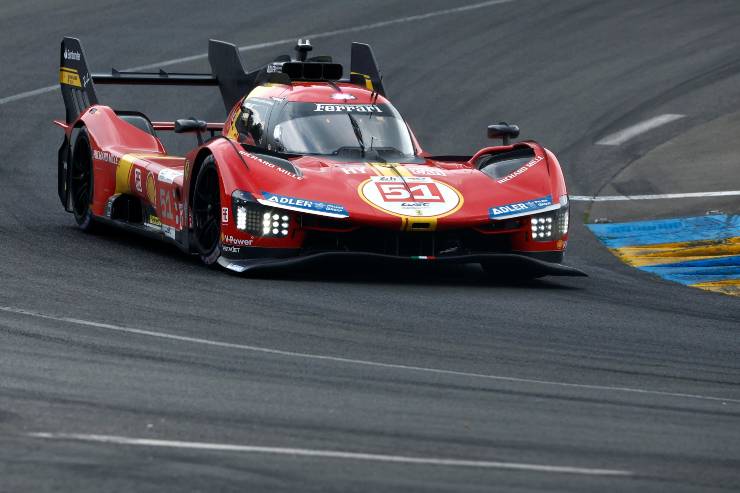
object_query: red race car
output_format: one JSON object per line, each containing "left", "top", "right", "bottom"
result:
{"left": 55, "top": 36, "right": 585, "bottom": 278}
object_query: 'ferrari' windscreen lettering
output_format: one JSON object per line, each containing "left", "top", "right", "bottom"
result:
{"left": 313, "top": 104, "right": 382, "bottom": 113}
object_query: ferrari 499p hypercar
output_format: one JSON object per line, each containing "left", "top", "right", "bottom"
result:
{"left": 55, "top": 36, "right": 585, "bottom": 278}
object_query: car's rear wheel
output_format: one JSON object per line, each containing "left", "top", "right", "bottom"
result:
{"left": 192, "top": 157, "right": 221, "bottom": 265}
{"left": 70, "top": 129, "right": 95, "bottom": 232}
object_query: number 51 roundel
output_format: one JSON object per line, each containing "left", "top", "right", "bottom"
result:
{"left": 359, "top": 176, "right": 463, "bottom": 218}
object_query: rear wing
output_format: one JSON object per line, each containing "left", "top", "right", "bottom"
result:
{"left": 59, "top": 36, "right": 386, "bottom": 124}
{"left": 60, "top": 36, "right": 230, "bottom": 123}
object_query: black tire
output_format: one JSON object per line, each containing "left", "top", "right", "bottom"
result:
{"left": 192, "top": 157, "right": 222, "bottom": 265}
{"left": 70, "top": 129, "right": 96, "bottom": 232}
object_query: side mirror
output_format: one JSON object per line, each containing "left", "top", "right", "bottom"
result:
{"left": 175, "top": 117, "right": 207, "bottom": 145}
{"left": 487, "top": 122, "right": 520, "bottom": 145}
{"left": 174, "top": 118, "right": 207, "bottom": 134}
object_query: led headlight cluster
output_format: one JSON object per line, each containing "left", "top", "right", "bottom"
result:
{"left": 557, "top": 206, "right": 569, "bottom": 237}
{"left": 232, "top": 191, "right": 291, "bottom": 237}
{"left": 233, "top": 201, "right": 264, "bottom": 233}
{"left": 262, "top": 212, "right": 290, "bottom": 237}
{"left": 530, "top": 216, "right": 554, "bottom": 240}
{"left": 236, "top": 206, "right": 248, "bottom": 230}
{"left": 529, "top": 199, "right": 569, "bottom": 242}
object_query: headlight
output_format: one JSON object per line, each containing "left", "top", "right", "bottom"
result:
{"left": 261, "top": 212, "right": 290, "bottom": 237}
{"left": 232, "top": 191, "right": 291, "bottom": 237}
{"left": 530, "top": 196, "right": 568, "bottom": 242}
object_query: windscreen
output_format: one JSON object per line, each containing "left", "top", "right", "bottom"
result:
{"left": 272, "top": 102, "right": 415, "bottom": 159}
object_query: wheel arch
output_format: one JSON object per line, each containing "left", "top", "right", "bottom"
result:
{"left": 187, "top": 138, "right": 260, "bottom": 209}
{"left": 187, "top": 147, "right": 217, "bottom": 209}
{"left": 185, "top": 138, "right": 261, "bottom": 255}
{"left": 543, "top": 147, "right": 568, "bottom": 200}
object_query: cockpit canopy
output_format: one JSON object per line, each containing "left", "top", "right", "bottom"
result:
{"left": 234, "top": 97, "right": 416, "bottom": 160}
{"left": 273, "top": 102, "right": 415, "bottom": 158}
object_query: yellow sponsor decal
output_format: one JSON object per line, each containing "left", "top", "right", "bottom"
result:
{"left": 366, "top": 162, "right": 396, "bottom": 176}
{"left": 59, "top": 67, "right": 82, "bottom": 88}
{"left": 365, "top": 163, "right": 414, "bottom": 177}
{"left": 351, "top": 71, "right": 374, "bottom": 91}
{"left": 148, "top": 215, "right": 162, "bottom": 227}
{"left": 391, "top": 165, "right": 413, "bottom": 177}
{"left": 401, "top": 217, "right": 438, "bottom": 232}
{"left": 115, "top": 154, "right": 137, "bottom": 194}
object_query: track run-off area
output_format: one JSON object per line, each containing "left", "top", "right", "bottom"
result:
{"left": 0, "top": 1, "right": 739, "bottom": 491}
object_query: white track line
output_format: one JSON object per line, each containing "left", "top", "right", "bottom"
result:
{"left": 0, "top": 0, "right": 513, "bottom": 106}
{"left": 596, "top": 114, "right": 685, "bottom": 146}
{"left": 571, "top": 190, "right": 740, "bottom": 201}
{"left": 1, "top": 305, "right": 737, "bottom": 404}
{"left": 28, "top": 433, "right": 632, "bottom": 477}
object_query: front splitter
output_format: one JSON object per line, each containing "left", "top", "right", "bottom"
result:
{"left": 217, "top": 252, "right": 587, "bottom": 277}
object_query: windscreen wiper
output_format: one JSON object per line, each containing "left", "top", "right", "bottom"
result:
{"left": 346, "top": 113, "right": 366, "bottom": 157}
{"left": 368, "top": 135, "right": 386, "bottom": 163}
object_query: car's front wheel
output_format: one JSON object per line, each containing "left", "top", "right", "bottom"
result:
{"left": 192, "top": 156, "right": 221, "bottom": 265}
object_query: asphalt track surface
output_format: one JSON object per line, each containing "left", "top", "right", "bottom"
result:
{"left": 1, "top": 1, "right": 739, "bottom": 491}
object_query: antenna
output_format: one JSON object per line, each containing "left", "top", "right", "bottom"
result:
{"left": 371, "top": 76, "right": 383, "bottom": 104}
{"left": 294, "top": 39, "right": 312, "bottom": 61}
